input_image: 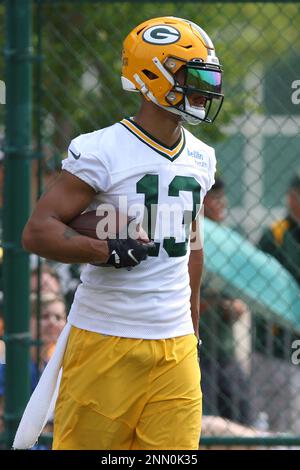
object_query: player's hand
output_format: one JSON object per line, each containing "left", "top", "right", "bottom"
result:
{"left": 106, "top": 238, "right": 154, "bottom": 269}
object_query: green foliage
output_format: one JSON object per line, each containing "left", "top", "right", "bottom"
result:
{"left": 30, "top": 2, "right": 300, "bottom": 158}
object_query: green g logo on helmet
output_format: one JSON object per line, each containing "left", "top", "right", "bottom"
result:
{"left": 143, "top": 25, "right": 181, "bottom": 45}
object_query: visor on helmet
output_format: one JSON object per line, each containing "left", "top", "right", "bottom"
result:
{"left": 186, "top": 66, "right": 222, "bottom": 96}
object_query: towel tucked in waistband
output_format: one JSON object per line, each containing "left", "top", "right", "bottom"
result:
{"left": 13, "top": 322, "right": 71, "bottom": 449}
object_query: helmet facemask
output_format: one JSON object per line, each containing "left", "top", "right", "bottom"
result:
{"left": 163, "top": 58, "right": 224, "bottom": 125}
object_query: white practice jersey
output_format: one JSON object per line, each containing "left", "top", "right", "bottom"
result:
{"left": 62, "top": 118, "right": 216, "bottom": 339}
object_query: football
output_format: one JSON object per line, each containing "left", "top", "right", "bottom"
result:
{"left": 68, "top": 209, "right": 147, "bottom": 241}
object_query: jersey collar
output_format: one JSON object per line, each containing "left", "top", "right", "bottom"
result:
{"left": 120, "top": 118, "right": 186, "bottom": 162}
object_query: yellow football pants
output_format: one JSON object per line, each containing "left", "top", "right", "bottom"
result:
{"left": 53, "top": 326, "right": 202, "bottom": 450}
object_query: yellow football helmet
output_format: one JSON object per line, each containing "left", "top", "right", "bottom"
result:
{"left": 121, "top": 16, "right": 224, "bottom": 125}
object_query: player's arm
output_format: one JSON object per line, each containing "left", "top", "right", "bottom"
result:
{"left": 188, "top": 219, "right": 204, "bottom": 340}
{"left": 22, "top": 170, "right": 109, "bottom": 264}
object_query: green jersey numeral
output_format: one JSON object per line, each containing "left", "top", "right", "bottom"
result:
{"left": 137, "top": 174, "right": 201, "bottom": 257}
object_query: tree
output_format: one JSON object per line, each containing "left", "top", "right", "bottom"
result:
{"left": 27, "top": 2, "right": 300, "bottom": 164}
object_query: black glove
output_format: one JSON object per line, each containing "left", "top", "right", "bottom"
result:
{"left": 106, "top": 238, "right": 154, "bottom": 269}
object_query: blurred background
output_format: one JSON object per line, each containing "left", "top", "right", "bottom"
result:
{"left": 0, "top": 0, "right": 300, "bottom": 450}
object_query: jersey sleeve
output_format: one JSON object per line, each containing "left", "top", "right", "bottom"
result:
{"left": 62, "top": 133, "right": 110, "bottom": 192}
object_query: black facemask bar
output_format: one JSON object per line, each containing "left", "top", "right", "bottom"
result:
{"left": 165, "top": 57, "right": 224, "bottom": 123}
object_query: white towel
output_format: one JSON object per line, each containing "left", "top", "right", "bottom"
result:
{"left": 13, "top": 322, "right": 71, "bottom": 449}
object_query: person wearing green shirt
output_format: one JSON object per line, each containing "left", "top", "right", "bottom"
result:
{"left": 258, "top": 172, "right": 300, "bottom": 286}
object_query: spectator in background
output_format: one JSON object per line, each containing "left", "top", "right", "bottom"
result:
{"left": 0, "top": 256, "right": 66, "bottom": 444}
{"left": 31, "top": 258, "right": 81, "bottom": 311}
{"left": 200, "top": 177, "right": 252, "bottom": 425}
{"left": 258, "top": 171, "right": 300, "bottom": 285}
{"left": 0, "top": 292, "right": 66, "bottom": 392}
{"left": 30, "top": 292, "right": 67, "bottom": 376}
{"left": 47, "top": 261, "right": 82, "bottom": 311}
{"left": 0, "top": 261, "right": 63, "bottom": 368}
{"left": 31, "top": 263, "right": 62, "bottom": 296}
{"left": 0, "top": 293, "right": 66, "bottom": 439}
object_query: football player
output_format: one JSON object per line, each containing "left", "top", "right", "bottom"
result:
{"left": 22, "top": 17, "right": 223, "bottom": 450}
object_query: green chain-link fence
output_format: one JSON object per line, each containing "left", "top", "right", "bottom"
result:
{"left": 1, "top": 0, "right": 300, "bottom": 450}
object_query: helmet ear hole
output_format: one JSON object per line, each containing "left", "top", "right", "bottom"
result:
{"left": 142, "top": 69, "right": 159, "bottom": 80}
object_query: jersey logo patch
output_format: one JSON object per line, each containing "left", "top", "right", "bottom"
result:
{"left": 128, "top": 249, "right": 139, "bottom": 264}
{"left": 69, "top": 148, "right": 81, "bottom": 160}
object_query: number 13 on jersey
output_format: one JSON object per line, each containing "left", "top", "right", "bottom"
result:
{"left": 137, "top": 174, "right": 201, "bottom": 258}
